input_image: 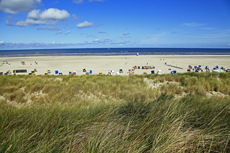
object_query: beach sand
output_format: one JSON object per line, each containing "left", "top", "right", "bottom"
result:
{"left": 0, "top": 55, "right": 230, "bottom": 75}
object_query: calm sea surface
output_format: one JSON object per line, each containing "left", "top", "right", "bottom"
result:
{"left": 0, "top": 48, "right": 230, "bottom": 57}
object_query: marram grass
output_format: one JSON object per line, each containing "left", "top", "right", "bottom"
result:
{"left": 0, "top": 73, "right": 230, "bottom": 152}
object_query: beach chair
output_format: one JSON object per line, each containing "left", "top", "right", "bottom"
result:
{"left": 151, "top": 70, "right": 155, "bottom": 74}
{"left": 116, "top": 72, "right": 120, "bottom": 75}
{"left": 83, "top": 68, "right": 86, "bottom": 72}
{"left": 99, "top": 72, "right": 102, "bottom": 75}
{"left": 129, "top": 71, "right": 133, "bottom": 75}
{"left": 73, "top": 71, "right": 76, "bottom": 75}
{"left": 143, "top": 71, "right": 147, "bottom": 75}
{"left": 59, "top": 73, "right": 62, "bottom": 75}
{"left": 138, "top": 66, "right": 140, "bottom": 69}
{"left": 0, "top": 72, "right": 3, "bottom": 75}
{"left": 142, "top": 66, "right": 144, "bottom": 69}
{"left": 47, "top": 70, "right": 51, "bottom": 73}
{"left": 34, "top": 68, "right": 37, "bottom": 72}
{"left": 45, "top": 72, "right": 48, "bottom": 75}
{"left": 119, "top": 69, "right": 123, "bottom": 73}
{"left": 69, "top": 71, "right": 72, "bottom": 75}
{"left": 157, "top": 70, "right": 161, "bottom": 74}
{"left": 86, "top": 72, "right": 89, "bottom": 75}
{"left": 55, "top": 70, "right": 58, "bottom": 74}
{"left": 90, "top": 70, "right": 92, "bottom": 74}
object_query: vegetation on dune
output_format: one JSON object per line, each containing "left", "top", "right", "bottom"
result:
{"left": 0, "top": 73, "right": 230, "bottom": 152}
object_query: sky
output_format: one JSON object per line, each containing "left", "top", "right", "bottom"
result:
{"left": 0, "top": 0, "right": 230, "bottom": 49}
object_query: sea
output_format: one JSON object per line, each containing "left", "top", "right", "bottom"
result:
{"left": 0, "top": 48, "right": 230, "bottom": 57}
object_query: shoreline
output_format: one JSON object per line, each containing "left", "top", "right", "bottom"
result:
{"left": 0, "top": 55, "right": 230, "bottom": 75}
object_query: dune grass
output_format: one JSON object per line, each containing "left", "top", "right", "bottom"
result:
{"left": 0, "top": 73, "right": 230, "bottom": 152}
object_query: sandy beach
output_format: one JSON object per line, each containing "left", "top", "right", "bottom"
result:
{"left": 0, "top": 55, "right": 230, "bottom": 75}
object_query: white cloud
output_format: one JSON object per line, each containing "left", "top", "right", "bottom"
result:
{"left": 56, "top": 30, "right": 62, "bottom": 34}
{"left": 123, "top": 33, "right": 130, "bottom": 35}
{"left": 72, "top": 14, "right": 79, "bottom": 20}
{"left": 88, "top": 0, "right": 104, "bottom": 2}
{"left": 65, "top": 31, "right": 71, "bottom": 35}
{"left": 73, "top": 0, "right": 83, "bottom": 4}
{"left": 0, "top": 0, "right": 41, "bottom": 14}
{"left": 183, "top": 22, "right": 203, "bottom": 26}
{"left": 203, "top": 28, "right": 215, "bottom": 30}
{"left": 36, "top": 26, "right": 60, "bottom": 31}
{"left": 77, "top": 21, "right": 94, "bottom": 28}
{"left": 16, "top": 8, "right": 70, "bottom": 26}
{"left": 5, "top": 16, "right": 13, "bottom": 26}
{"left": 16, "top": 19, "right": 47, "bottom": 26}
{"left": 73, "top": 0, "right": 103, "bottom": 4}
{"left": 52, "top": 41, "right": 56, "bottom": 44}
{"left": 27, "top": 8, "right": 70, "bottom": 20}
{"left": 99, "top": 30, "right": 106, "bottom": 33}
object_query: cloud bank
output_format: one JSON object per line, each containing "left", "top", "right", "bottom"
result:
{"left": 0, "top": 0, "right": 41, "bottom": 14}
{"left": 15, "top": 8, "right": 70, "bottom": 26}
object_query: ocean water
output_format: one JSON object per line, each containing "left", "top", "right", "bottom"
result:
{"left": 0, "top": 48, "right": 230, "bottom": 57}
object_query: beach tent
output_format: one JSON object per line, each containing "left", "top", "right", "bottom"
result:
{"left": 90, "top": 70, "right": 92, "bottom": 74}
{"left": 143, "top": 71, "right": 147, "bottom": 75}
{"left": 157, "top": 70, "right": 161, "bottom": 74}
{"left": 55, "top": 70, "right": 58, "bottom": 74}
{"left": 116, "top": 72, "right": 120, "bottom": 75}
{"left": 151, "top": 70, "right": 155, "bottom": 74}
{"left": 47, "top": 70, "right": 51, "bottom": 73}
{"left": 73, "top": 71, "right": 76, "bottom": 75}
{"left": 173, "top": 70, "right": 177, "bottom": 74}
{"left": 119, "top": 69, "right": 123, "bottom": 73}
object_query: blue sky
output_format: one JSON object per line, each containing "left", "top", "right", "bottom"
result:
{"left": 0, "top": 0, "right": 230, "bottom": 49}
